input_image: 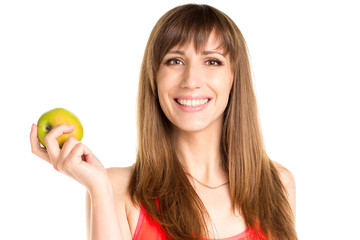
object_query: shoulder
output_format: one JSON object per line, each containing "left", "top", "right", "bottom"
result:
{"left": 106, "top": 166, "right": 134, "bottom": 199}
{"left": 106, "top": 166, "right": 134, "bottom": 187}
{"left": 271, "top": 160, "right": 296, "bottom": 218}
{"left": 272, "top": 160, "right": 295, "bottom": 189}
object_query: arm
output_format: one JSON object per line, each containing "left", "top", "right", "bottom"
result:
{"left": 86, "top": 191, "right": 91, "bottom": 240}
{"left": 86, "top": 182, "right": 124, "bottom": 240}
{"left": 86, "top": 167, "right": 133, "bottom": 240}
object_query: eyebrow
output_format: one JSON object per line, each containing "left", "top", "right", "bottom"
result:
{"left": 167, "top": 50, "right": 225, "bottom": 57}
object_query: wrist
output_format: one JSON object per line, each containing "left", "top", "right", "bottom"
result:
{"left": 88, "top": 177, "right": 113, "bottom": 197}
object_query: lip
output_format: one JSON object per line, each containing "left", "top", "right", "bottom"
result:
{"left": 173, "top": 95, "right": 212, "bottom": 113}
{"left": 174, "top": 95, "right": 213, "bottom": 100}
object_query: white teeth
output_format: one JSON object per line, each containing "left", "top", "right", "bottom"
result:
{"left": 176, "top": 98, "right": 209, "bottom": 107}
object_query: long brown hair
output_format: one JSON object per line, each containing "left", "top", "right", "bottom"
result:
{"left": 129, "top": 4, "right": 297, "bottom": 240}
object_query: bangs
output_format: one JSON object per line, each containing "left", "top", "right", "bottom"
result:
{"left": 152, "top": 4, "right": 236, "bottom": 70}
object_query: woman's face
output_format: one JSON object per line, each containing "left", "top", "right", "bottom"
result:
{"left": 156, "top": 32, "right": 233, "bottom": 133}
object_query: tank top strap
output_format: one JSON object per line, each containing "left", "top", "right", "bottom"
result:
{"left": 133, "top": 203, "right": 168, "bottom": 240}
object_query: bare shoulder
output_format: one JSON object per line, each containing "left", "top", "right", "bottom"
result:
{"left": 272, "top": 160, "right": 296, "bottom": 189}
{"left": 272, "top": 160, "right": 296, "bottom": 218}
{"left": 106, "top": 166, "right": 134, "bottom": 199}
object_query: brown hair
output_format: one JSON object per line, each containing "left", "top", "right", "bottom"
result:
{"left": 129, "top": 4, "right": 297, "bottom": 240}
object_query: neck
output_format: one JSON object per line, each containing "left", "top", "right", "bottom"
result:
{"left": 171, "top": 117, "right": 228, "bottom": 186}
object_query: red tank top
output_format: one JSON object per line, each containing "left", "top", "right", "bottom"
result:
{"left": 132, "top": 203, "right": 266, "bottom": 240}
{"left": 131, "top": 164, "right": 266, "bottom": 240}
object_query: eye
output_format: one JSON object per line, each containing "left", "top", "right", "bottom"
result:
{"left": 205, "top": 59, "right": 222, "bottom": 66}
{"left": 165, "top": 58, "right": 184, "bottom": 65}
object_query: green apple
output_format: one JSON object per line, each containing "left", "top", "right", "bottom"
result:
{"left": 37, "top": 108, "right": 83, "bottom": 148}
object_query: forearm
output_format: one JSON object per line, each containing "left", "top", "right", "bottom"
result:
{"left": 89, "top": 184, "right": 123, "bottom": 240}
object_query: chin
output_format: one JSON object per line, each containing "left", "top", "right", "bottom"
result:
{"left": 172, "top": 120, "right": 211, "bottom": 133}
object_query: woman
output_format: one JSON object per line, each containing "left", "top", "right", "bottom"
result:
{"left": 30, "top": 4, "right": 297, "bottom": 240}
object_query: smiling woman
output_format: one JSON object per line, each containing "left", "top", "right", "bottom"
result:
{"left": 30, "top": 3, "right": 297, "bottom": 240}
{"left": 128, "top": 3, "right": 297, "bottom": 240}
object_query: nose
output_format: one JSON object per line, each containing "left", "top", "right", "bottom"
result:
{"left": 180, "top": 64, "right": 203, "bottom": 89}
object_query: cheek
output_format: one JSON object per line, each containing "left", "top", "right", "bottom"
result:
{"left": 224, "top": 71, "right": 234, "bottom": 97}
{"left": 213, "top": 73, "right": 233, "bottom": 111}
{"left": 156, "top": 69, "right": 182, "bottom": 103}
{"left": 157, "top": 81, "right": 171, "bottom": 107}
{"left": 156, "top": 72, "right": 168, "bottom": 100}
{"left": 156, "top": 80, "right": 173, "bottom": 117}
{"left": 157, "top": 85, "right": 168, "bottom": 113}
{"left": 212, "top": 71, "right": 233, "bottom": 95}
{"left": 156, "top": 69, "right": 175, "bottom": 93}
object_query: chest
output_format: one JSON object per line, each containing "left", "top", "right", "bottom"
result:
{"left": 126, "top": 201, "right": 141, "bottom": 238}
{"left": 196, "top": 187, "right": 247, "bottom": 238}
{"left": 125, "top": 190, "right": 246, "bottom": 239}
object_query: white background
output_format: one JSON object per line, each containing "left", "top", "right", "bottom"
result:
{"left": 1, "top": 0, "right": 359, "bottom": 239}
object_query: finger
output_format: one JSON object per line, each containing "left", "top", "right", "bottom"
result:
{"left": 60, "top": 136, "right": 80, "bottom": 158}
{"left": 30, "top": 124, "right": 50, "bottom": 163}
{"left": 69, "top": 143, "right": 93, "bottom": 167}
{"left": 44, "top": 124, "right": 75, "bottom": 161}
{"left": 57, "top": 136, "right": 79, "bottom": 170}
{"left": 63, "top": 143, "right": 92, "bottom": 177}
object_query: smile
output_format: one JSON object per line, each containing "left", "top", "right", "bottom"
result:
{"left": 175, "top": 98, "right": 209, "bottom": 107}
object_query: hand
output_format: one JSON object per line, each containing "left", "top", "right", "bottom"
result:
{"left": 30, "top": 124, "right": 110, "bottom": 193}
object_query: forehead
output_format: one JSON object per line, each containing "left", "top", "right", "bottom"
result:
{"left": 168, "top": 30, "right": 226, "bottom": 53}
